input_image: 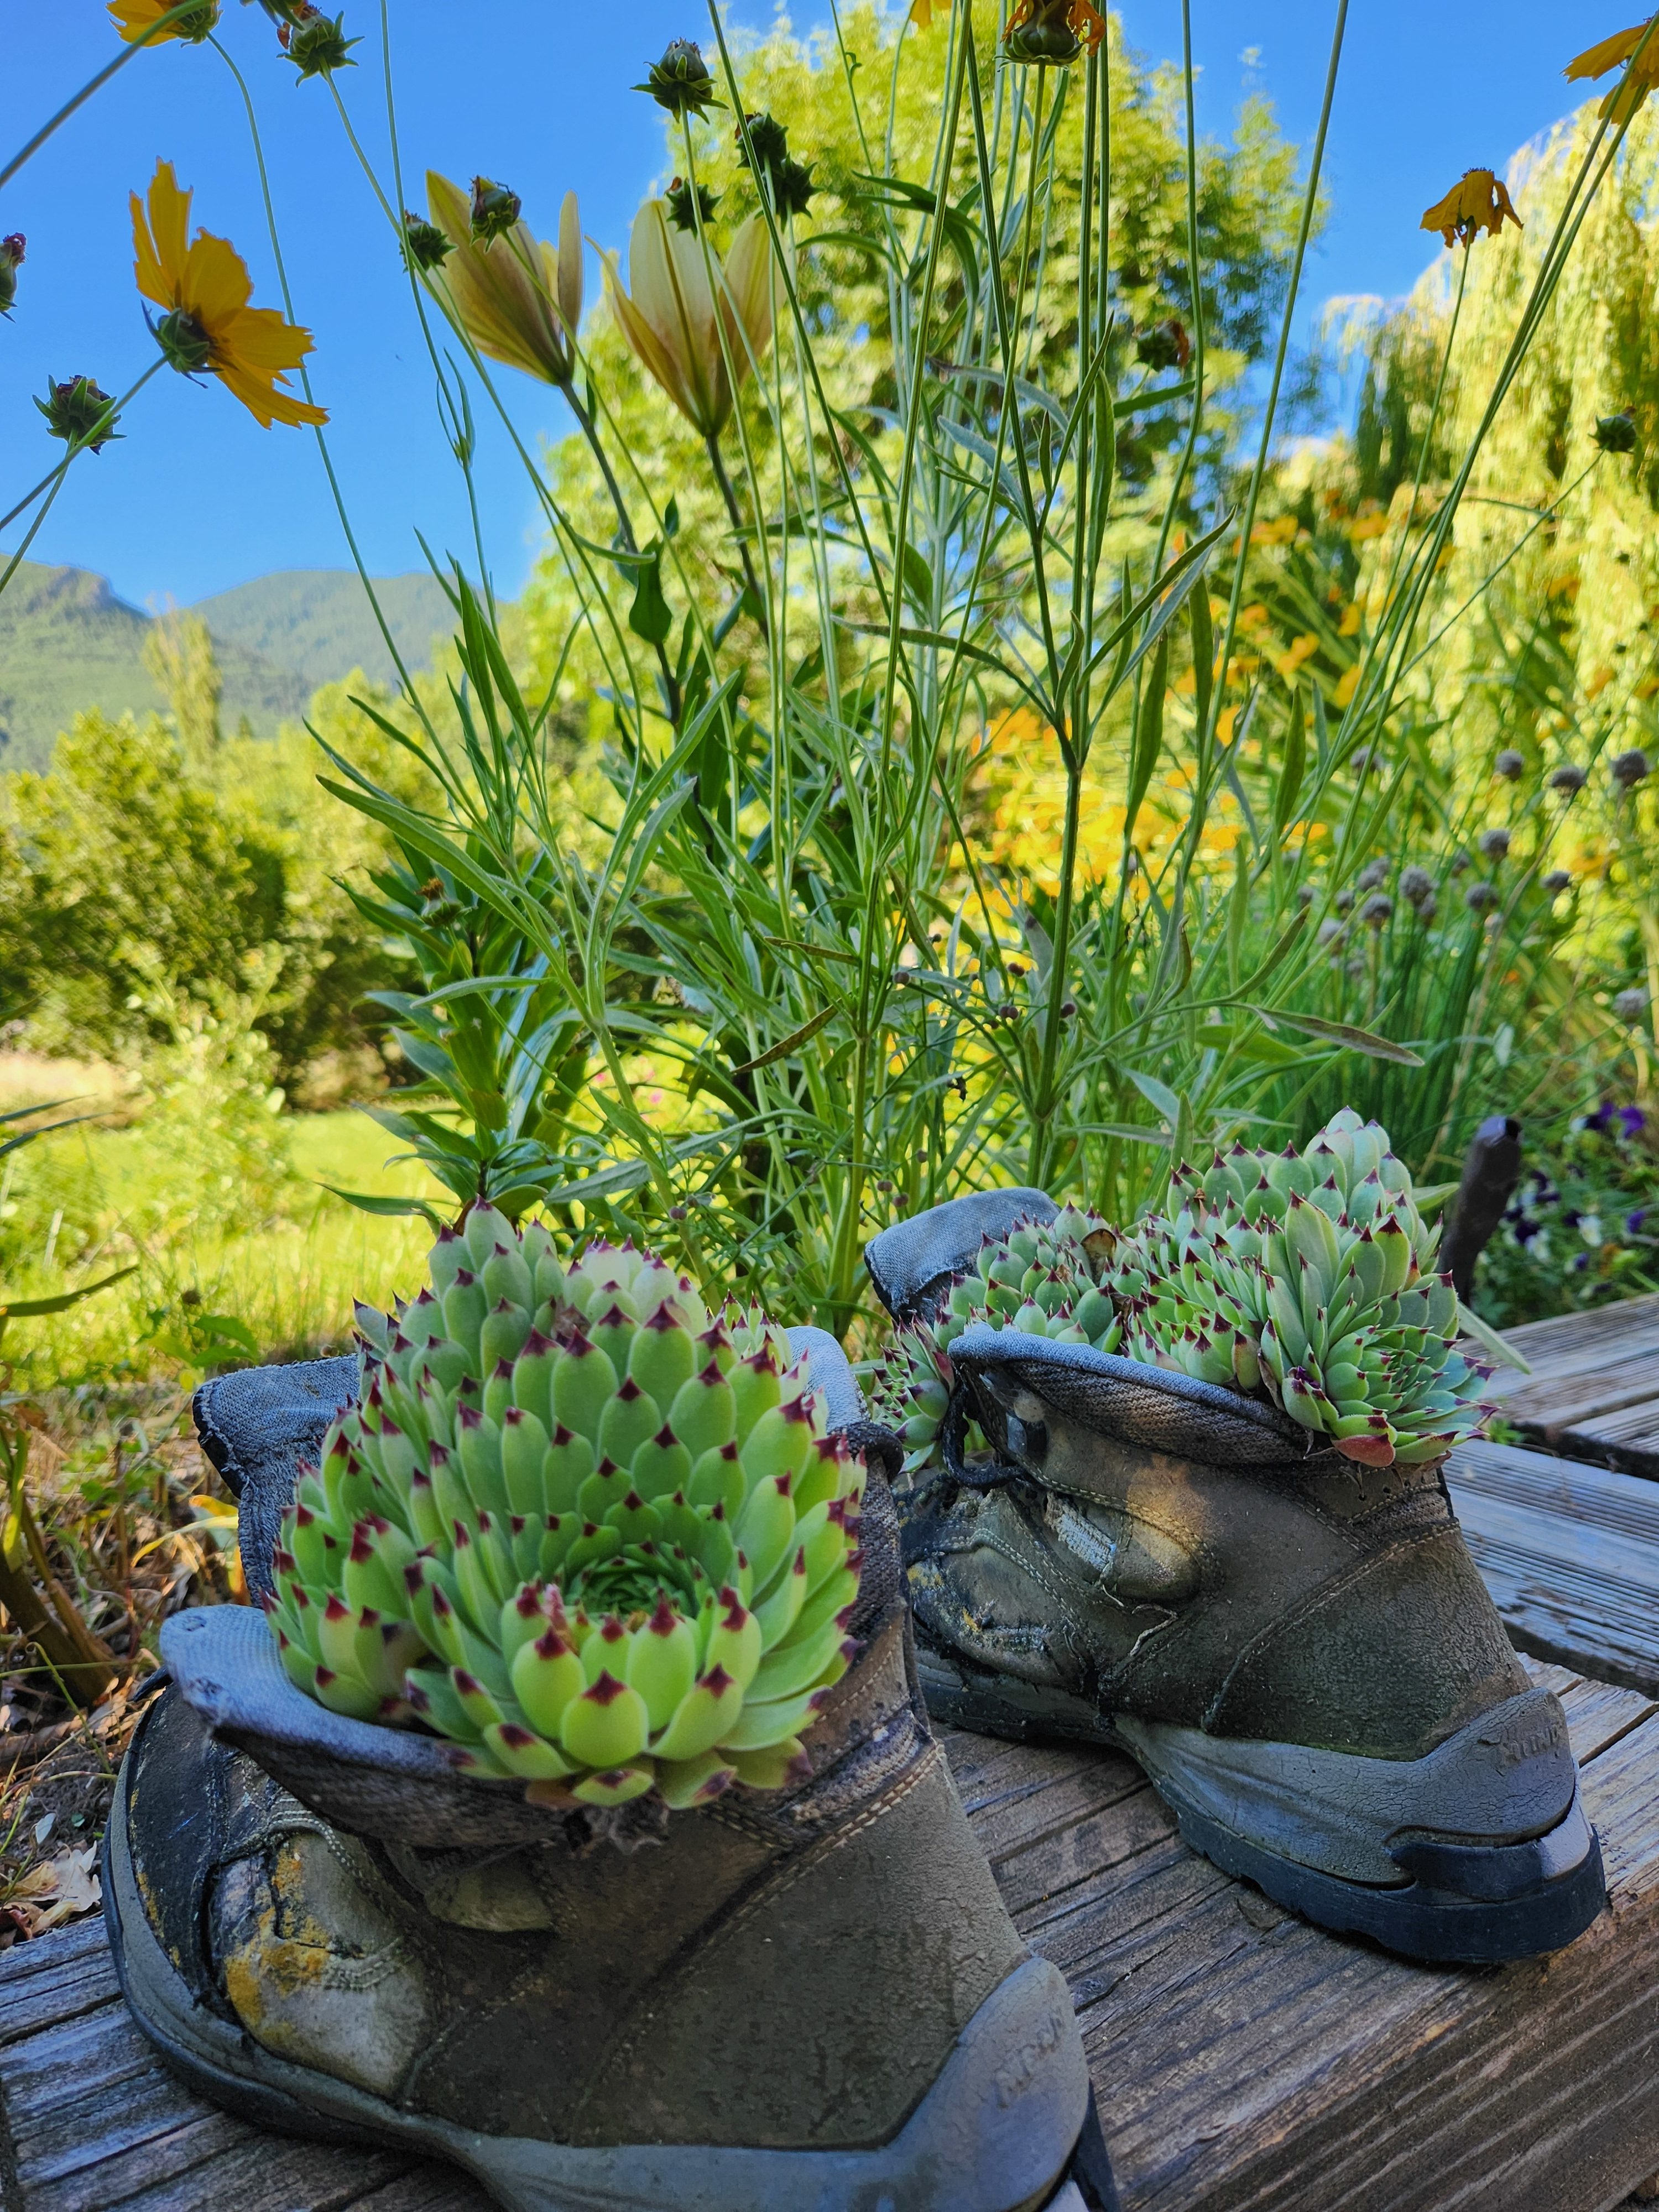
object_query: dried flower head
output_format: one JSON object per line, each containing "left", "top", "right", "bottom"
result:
{"left": 1548, "top": 764, "right": 1588, "bottom": 794}
{"left": 1566, "top": 19, "right": 1659, "bottom": 124}
{"left": 1420, "top": 169, "right": 1522, "bottom": 249}
{"left": 1360, "top": 894, "right": 1393, "bottom": 926}
{"left": 1004, "top": 0, "right": 1106, "bottom": 64}
{"left": 1542, "top": 869, "right": 1574, "bottom": 895}
{"left": 1465, "top": 881, "right": 1500, "bottom": 913}
{"left": 1478, "top": 827, "right": 1511, "bottom": 860}
{"left": 1494, "top": 748, "right": 1525, "bottom": 780}
{"left": 1612, "top": 747, "right": 1652, "bottom": 786}
{"left": 1399, "top": 865, "right": 1436, "bottom": 906}
{"left": 1614, "top": 987, "right": 1650, "bottom": 1022}
{"left": 1135, "top": 319, "right": 1191, "bottom": 372}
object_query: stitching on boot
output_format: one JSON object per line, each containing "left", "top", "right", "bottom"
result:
{"left": 569, "top": 1741, "right": 949, "bottom": 2131}
{"left": 1197, "top": 1523, "right": 1457, "bottom": 1735}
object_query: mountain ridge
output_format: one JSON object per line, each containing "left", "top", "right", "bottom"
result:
{"left": 0, "top": 562, "right": 453, "bottom": 774}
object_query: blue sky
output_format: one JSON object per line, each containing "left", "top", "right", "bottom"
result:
{"left": 2, "top": 1, "right": 1602, "bottom": 611}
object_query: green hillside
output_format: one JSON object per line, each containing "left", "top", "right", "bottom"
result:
{"left": 0, "top": 562, "right": 453, "bottom": 774}
{"left": 192, "top": 569, "right": 453, "bottom": 694}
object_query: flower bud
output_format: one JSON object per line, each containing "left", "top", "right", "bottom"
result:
{"left": 1464, "top": 880, "right": 1500, "bottom": 912}
{"left": 1477, "top": 827, "right": 1510, "bottom": 860}
{"left": 469, "top": 176, "right": 523, "bottom": 248}
{"left": 0, "top": 235, "right": 23, "bottom": 318}
{"left": 1547, "top": 764, "right": 1587, "bottom": 794}
{"left": 1612, "top": 748, "right": 1651, "bottom": 787}
{"left": 34, "top": 375, "right": 121, "bottom": 453}
{"left": 1614, "top": 987, "right": 1650, "bottom": 1023}
{"left": 637, "top": 38, "right": 722, "bottom": 116}
{"left": 150, "top": 306, "right": 214, "bottom": 375}
{"left": 402, "top": 211, "right": 452, "bottom": 270}
{"left": 665, "top": 176, "right": 720, "bottom": 234}
{"left": 281, "top": 6, "right": 357, "bottom": 76}
{"left": 1594, "top": 410, "right": 1637, "bottom": 455}
{"left": 1399, "top": 865, "right": 1434, "bottom": 906}
{"left": 1494, "top": 748, "right": 1525, "bottom": 779}
{"left": 1359, "top": 893, "right": 1392, "bottom": 926}
{"left": 1542, "top": 869, "right": 1573, "bottom": 895}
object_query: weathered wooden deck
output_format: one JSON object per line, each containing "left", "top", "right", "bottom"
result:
{"left": 1490, "top": 1292, "right": 1659, "bottom": 1480}
{"left": 7, "top": 1376, "right": 1659, "bottom": 2207}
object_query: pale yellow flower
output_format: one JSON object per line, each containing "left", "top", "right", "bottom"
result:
{"left": 426, "top": 173, "right": 582, "bottom": 388}
{"left": 603, "top": 201, "right": 774, "bottom": 440}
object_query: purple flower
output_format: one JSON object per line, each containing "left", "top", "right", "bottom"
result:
{"left": 1572, "top": 1252, "right": 1590, "bottom": 1271}
{"left": 1587, "top": 1102, "right": 1616, "bottom": 1134}
{"left": 1627, "top": 1209, "right": 1648, "bottom": 1234}
{"left": 1562, "top": 1208, "right": 1583, "bottom": 1229}
{"left": 1620, "top": 1104, "right": 1647, "bottom": 1136}
{"left": 1514, "top": 1217, "right": 1542, "bottom": 1246}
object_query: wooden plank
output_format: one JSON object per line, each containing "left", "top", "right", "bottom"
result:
{"left": 1447, "top": 1437, "right": 1659, "bottom": 1695}
{"left": 1485, "top": 1296, "right": 1659, "bottom": 1478}
{"left": 3, "top": 1667, "right": 1658, "bottom": 2210}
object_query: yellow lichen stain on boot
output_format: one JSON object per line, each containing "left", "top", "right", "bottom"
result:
{"left": 216, "top": 1835, "right": 430, "bottom": 2097}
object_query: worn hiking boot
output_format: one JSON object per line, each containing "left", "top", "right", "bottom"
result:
{"left": 104, "top": 1332, "right": 1113, "bottom": 2212}
{"left": 867, "top": 1192, "right": 1606, "bottom": 1965}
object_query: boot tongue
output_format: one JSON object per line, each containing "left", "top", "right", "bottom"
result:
{"left": 865, "top": 1188, "right": 1056, "bottom": 1325}
{"left": 195, "top": 1357, "right": 359, "bottom": 1604}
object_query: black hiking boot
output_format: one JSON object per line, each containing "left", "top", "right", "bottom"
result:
{"left": 867, "top": 1193, "right": 1606, "bottom": 1966}
{"left": 104, "top": 1333, "right": 1115, "bottom": 2212}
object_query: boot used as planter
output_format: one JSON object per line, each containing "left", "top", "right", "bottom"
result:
{"left": 868, "top": 1117, "right": 1605, "bottom": 1966}
{"left": 103, "top": 1212, "right": 1112, "bottom": 2212}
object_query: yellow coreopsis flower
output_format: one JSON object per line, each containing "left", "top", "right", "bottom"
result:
{"left": 426, "top": 173, "right": 582, "bottom": 389}
{"left": 108, "top": 0, "right": 220, "bottom": 43}
{"left": 1566, "top": 18, "right": 1659, "bottom": 120}
{"left": 1420, "top": 169, "right": 1523, "bottom": 249}
{"left": 604, "top": 201, "right": 774, "bottom": 440}
{"left": 131, "top": 162, "right": 327, "bottom": 429}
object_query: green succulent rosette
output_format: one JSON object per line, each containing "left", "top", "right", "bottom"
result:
{"left": 874, "top": 1111, "right": 1501, "bottom": 1475}
{"left": 265, "top": 1208, "right": 865, "bottom": 1811}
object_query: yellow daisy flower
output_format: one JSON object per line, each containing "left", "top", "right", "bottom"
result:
{"left": 1566, "top": 18, "right": 1659, "bottom": 120}
{"left": 131, "top": 161, "right": 328, "bottom": 430}
{"left": 1420, "top": 169, "right": 1523, "bottom": 249}
{"left": 108, "top": 0, "right": 220, "bottom": 44}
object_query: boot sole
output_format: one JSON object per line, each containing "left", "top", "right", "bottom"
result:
{"left": 102, "top": 1769, "right": 1093, "bottom": 2212}
{"left": 916, "top": 1648, "right": 1607, "bottom": 1966}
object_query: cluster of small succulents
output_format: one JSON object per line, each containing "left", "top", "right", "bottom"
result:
{"left": 267, "top": 1207, "right": 864, "bottom": 1809}
{"left": 875, "top": 1204, "right": 1119, "bottom": 1477}
{"left": 1107, "top": 1111, "right": 1493, "bottom": 1465}
{"left": 874, "top": 1111, "right": 1495, "bottom": 1474}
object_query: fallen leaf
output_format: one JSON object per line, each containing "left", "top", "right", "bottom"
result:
{"left": 4, "top": 1845, "right": 101, "bottom": 1937}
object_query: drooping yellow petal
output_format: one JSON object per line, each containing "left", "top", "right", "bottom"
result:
{"left": 1419, "top": 168, "right": 1522, "bottom": 248}
{"left": 604, "top": 249, "right": 703, "bottom": 430}
{"left": 180, "top": 230, "right": 254, "bottom": 331}
{"left": 628, "top": 201, "right": 726, "bottom": 434}
{"left": 108, "top": 0, "right": 216, "bottom": 44}
{"left": 719, "top": 213, "right": 776, "bottom": 397}
{"left": 215, "top": 356, "right": 327, "bottom": 430}
{"left": 557, "top": 191, "right": 583, "bottom": 340}
{"left": 131, "top": 190, "right": 170, "bottom": 311}
{"left": 909, "top": 0, "right": 940, "bottom": 25}
{"left": 1566, "top": 20, "right": 1651, "bottom": 78}
{"left": 213, "top": 301, "right": 314, "bottom": 373}
{"left": 147, "top": 161, "right": 192, "bottom": 294}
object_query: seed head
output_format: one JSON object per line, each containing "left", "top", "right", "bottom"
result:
{"left": 1547, "top": 764, "right": 1588, "bottom": 794}
{"left": 1612, "top": 748, "right": 1651, "bottom": 788}
{"left": 1477, "top": 827, "right": 1511, "bottom": 860}
{"left": 1494, "top": 748, "right": 1525, "bottom": 780}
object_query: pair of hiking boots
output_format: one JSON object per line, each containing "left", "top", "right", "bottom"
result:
{"left": 103, "top": 1188, "right": 1605, "bottom": 2212}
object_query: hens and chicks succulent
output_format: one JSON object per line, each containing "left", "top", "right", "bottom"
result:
{"left": 878, "top": 1110, "right": 1496, "bottom": 1475}
{"left": 267, "top": 1207, "right": 864, "bottom": 1810}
